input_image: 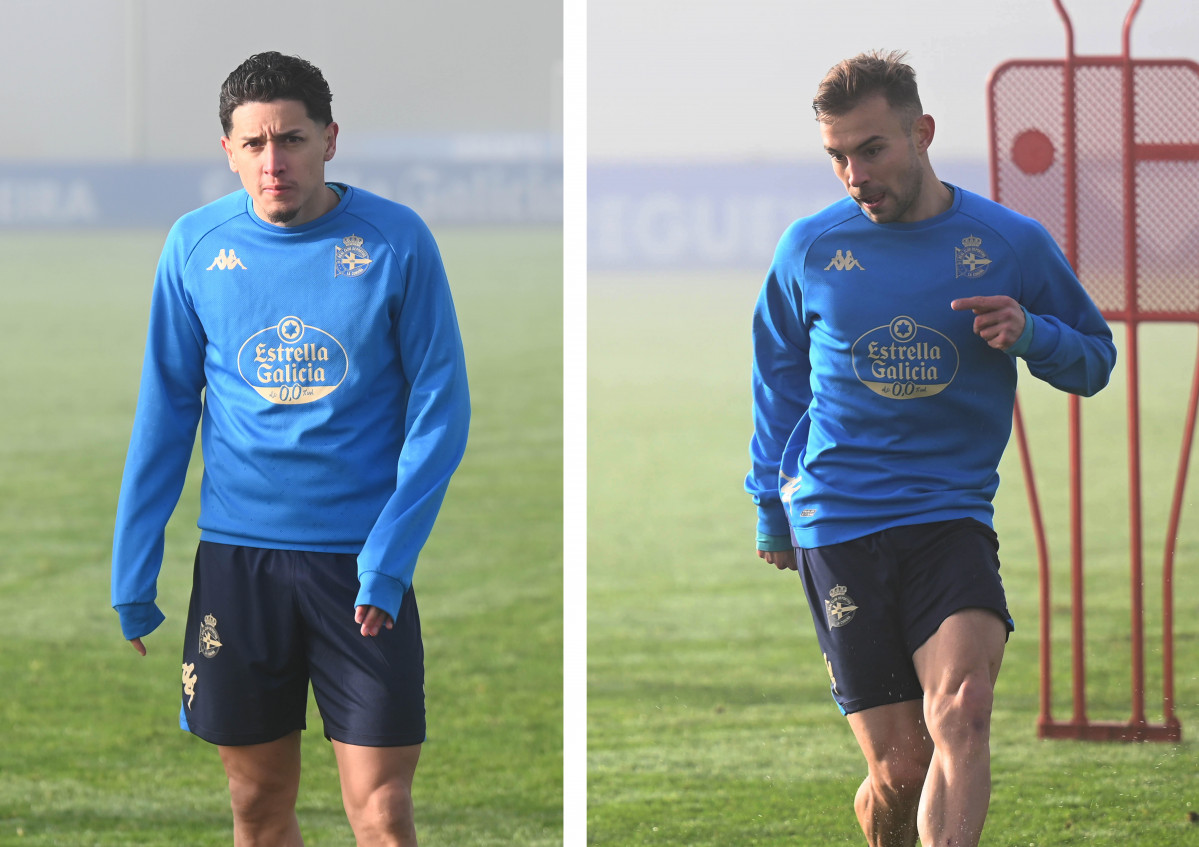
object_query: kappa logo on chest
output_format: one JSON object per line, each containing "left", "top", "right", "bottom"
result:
{"left": 824, "top": 249, "right": 866, "bottom": 271}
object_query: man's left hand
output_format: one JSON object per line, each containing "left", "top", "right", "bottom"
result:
{"left": 951, "top": 295, "right": 1025, "bottom": 351}
{"left": 355, "top": 605, "right": 394, "bottom": 637}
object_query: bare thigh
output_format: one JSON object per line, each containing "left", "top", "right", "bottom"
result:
{"left": 847, "top": 699, "right": 933, "bottom": 780}
{"left": 332, "top": 741, "right": 421, "bottom": 811}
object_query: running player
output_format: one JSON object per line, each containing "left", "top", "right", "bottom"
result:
{"left": 745, "top": 50, "right": 1115, "bottom": 847}
{"left": 111, "top": 51, "right": 470, "bottom": 846}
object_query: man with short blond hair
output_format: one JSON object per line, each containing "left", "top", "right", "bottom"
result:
{"left": 747, "top": 50, "right": 1115, "bottom": 847}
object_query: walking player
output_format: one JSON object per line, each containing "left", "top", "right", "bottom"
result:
{"left": 111, "top": 52, "right": 470, "bottom": 846}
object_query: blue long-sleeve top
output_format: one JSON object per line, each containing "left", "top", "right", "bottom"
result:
{"left": 747, "top": 185, "right": 1115, "bottom": 550}
{"left": 112, "top": 185, "right": 470, "bottom": 639}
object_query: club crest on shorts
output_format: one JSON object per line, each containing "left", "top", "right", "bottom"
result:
{"left": 335, "top": 234, "right": 373, "bottom": 278}
{"left": 825, "top": 584, "right": 859, "bottom": 628}
{"left": 199, "top": 613, "right": 223, "bottom": 659}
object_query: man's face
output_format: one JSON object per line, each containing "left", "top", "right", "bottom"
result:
{"left": 820, "top": 94, "right": 931, "bottom": 224}
{"left": 221, "top": 99, "right": 338, "bottom": 227}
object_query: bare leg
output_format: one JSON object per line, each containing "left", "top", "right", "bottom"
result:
{"left": 846, "top": 700, "right": 934, "bottom": 847}
{"left": 332, "top": 741, "right": 421, "bottom": 846}
{"left": 912, "top": 609, "right": 1007, "bottom": 847}
{"left": 218, "top": 731, "right": 304, "bottom": 847}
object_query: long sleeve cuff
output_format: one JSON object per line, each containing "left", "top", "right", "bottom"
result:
{"left": 755, "top": 501, "right": 791, "bottom": 539}
{"left": 115, "top": 602, "right": 166, "bottom": 641}
{"left": 757, "top": 531, "right": 793, "bottom": 552}
{"left": 1008, "top": 307, "right": 1036, "bottom": 357}
{"left": 355, "top": 569, "right": 408, "bottom": 623}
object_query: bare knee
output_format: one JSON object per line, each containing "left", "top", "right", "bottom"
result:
{"left": 346, "top": 781, "right": 415, "bottom": 841}
{"left": 226, "top": 771, "right": 299, "bottom": 828}
{"left": 868, "top": 749, "right": 931, "bottom": 807}
{"left": 227, "top": 769, "right": 297, "bottom": 817}
{"left": 220, "top": 740, "right": 301, "bottom": 827}
{"left": 924, "top": 674, "right": 994, "bottom": 749}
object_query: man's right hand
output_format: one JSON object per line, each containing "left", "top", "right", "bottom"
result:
{"left": 129, "top": 638, "right": 147, "bottom": 656}
{"left": 757, "top": 548, "right": 797, "bottom": 571}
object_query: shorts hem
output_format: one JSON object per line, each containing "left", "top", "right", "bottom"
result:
{"left": 185, "top": 721, "right": 308, "bottom": 747}
{"left": 324, "top": 728, "right": 428, "bottom": 747}
{"left": 908, "top": 604, "right": 1014, "bottom": 656}
{"left": 837, "top": 691, "right": 924, "bottom": 716}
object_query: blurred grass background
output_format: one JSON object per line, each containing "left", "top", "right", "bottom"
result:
{"left": 588, "top": 271, "right": 1199, "bottom": 846}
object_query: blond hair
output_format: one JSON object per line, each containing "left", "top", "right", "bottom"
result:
{"left": 812, "top": 50, "right": 922, "bottom": 127}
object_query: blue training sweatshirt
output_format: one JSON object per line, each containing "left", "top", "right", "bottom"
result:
{"left": 746, "top": 185, "right": 1115, "bottom": 550}
{"left": 111, "top": 185, "right": 470, "bottom": 639}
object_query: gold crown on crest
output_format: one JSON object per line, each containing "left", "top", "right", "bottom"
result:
{"left": 343, "top": 234, "right": 364, "bottom": 248}
{"left": 829, "top": 585, "right": 848, "bottom": 598}
{"left": 961, "top": 235, "right": 983, "bottom": 248}
{"left": 203, "top": 614, "right": 217, "bottom": 627}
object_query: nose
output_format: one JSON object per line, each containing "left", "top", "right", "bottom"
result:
{"left": 844, "top": 157, "right": 867, "bottom": 187}
{"left": 262, "top": 140, "right": 284, "bottom": 175}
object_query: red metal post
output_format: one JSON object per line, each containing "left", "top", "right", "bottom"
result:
{"left": 1120, "top": 0, "right": 1147, "bottom": 731}
{"left": 991, "top": 0, "right": 1186, "bottom": 743}
{"left": 1051, "top": 0, "right": 1090, "bottom": 729}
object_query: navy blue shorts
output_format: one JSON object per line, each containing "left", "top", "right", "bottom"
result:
{"left": 797, "top": 518, "right": 1013, "bottom": 716}
{"left": 179, "top": 541, "right": 425, "bottom": 747}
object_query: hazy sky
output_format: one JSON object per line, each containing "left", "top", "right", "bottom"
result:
{"left": 0, "top": 0, "right": 561, "bottom": 161}
{"left": 589, "top": 0, "right": 1199, "bottom": 163}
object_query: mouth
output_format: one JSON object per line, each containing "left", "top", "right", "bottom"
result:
{"left": 857, "top": 191, "right": 886, "bottom": 212}
{"left": 261, "top": 184, "right": 293, "bottom": 199}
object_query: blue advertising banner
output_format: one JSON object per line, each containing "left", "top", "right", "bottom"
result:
{"left": 589, "top": 160, "right": 990, "bottom": 271}
{"left": 0, "top": 159, "right": 562, "bottom": 229}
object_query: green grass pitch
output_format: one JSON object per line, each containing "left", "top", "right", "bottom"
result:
{"left": 0, "top": 227, "right": 562, "bottom": 846}
{"left": 588, "top": 271, "right": 1199, "bottom": 846}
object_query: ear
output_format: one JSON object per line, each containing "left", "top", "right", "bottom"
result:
{"left": 324, "top": 122, "right": 339, "bottom": 163}
{"left": 912, "top": 114, "right": 935, "bottom": 154}
{"left": 220, "top": 136, "right": 239, "bottom": 173}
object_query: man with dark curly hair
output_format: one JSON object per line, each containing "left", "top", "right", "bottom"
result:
{"left": 112, "top": 51, "right": 470, "bottom": 846}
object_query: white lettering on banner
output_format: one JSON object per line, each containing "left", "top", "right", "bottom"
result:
{"left": 635, "top": 192, "right": 692, "bottom": 262}
{"left": 589, "top": 193, "right": 794, "bottom": 267}
{"left": 0, "top": 179, "right": 99, "bottom": 224}
{"left": 329, "top": 164, "right": 562, "bottom": 223}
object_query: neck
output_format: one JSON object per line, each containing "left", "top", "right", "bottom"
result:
{"left": 909, "top": 172, "right": 953, "bottom": 222}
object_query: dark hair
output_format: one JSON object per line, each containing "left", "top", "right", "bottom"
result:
{"left": 219, "top": 52, "right": 333, "bottom": 134}
{"left": 812, "top": 50, "right": 922, "bottom": 127}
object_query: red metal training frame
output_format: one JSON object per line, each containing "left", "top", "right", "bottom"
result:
{"left": 988, "top": 0, "right": 1196, "bottom": 741}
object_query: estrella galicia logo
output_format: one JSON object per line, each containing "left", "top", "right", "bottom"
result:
{"left": 851, "top": 315, "right": 960, "bottom": 399}
{"left": 237, "top": 316, "right": 349, "bottom": 404}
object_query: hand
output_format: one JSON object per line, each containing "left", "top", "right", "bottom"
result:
{"left": 951, "top": 295, "right": 1025, "bottom": 351}
{"left": 355, "top": 605, "right": 394, "bottom": 637}
{"left": 757, "top": 548, "right": 797, "bottom": 571}
{"left": 129, "top": 637, "right": 147, "bottom": 656}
